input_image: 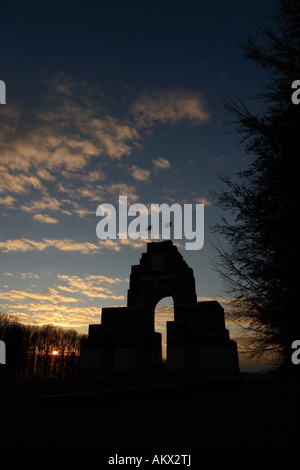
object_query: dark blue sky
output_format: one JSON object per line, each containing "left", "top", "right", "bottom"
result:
{"left": 2, "top": 1, "right": 277, "bottom": 100}
{"left": 0, "top": 0, "right": 279, "bottom": 371}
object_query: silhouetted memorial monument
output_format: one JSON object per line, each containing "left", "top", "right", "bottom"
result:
{"left": 79, "top": 240, "right": 239, "bottom": 378}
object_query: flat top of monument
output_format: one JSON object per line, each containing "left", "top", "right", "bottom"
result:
{"left": 147, "top": 240, "right": 177, "bottom": 253}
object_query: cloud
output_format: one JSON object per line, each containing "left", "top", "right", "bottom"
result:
{"left": 19, "top": 272, "right": 40, "bottom": 279}
{"left": 0, "top": 195, "right": 15, "bottom": 207}
{"left": 195, "top": 196, "right": 212, "bottom": 206}
{"left": 0, "top": 266, "right": 128, "bottom": 329}
{"left": 210, "top": 155, "right": 227, "bottom": 166}
{"left": 21, "top": 196, "right": 61, "bottom": 213}
{"left": 47, "top": 72, "right": 77, "bottom": 97}
{"left": 83, "top": 169, "right": 106, "bottom": 183}
{"left": 0, "top": 287, "right": 79, "bottom": 303}
{"left": 0, "top": 238, "right": 98, "bottom": 254}
{"left": 43, "top": 239, "right": 102, "bottom": 254}
{"left": 36, "top": 168, "right": 55, "bottom": 181}
{"left": 1, "top": 302, "right": 102, "bottom": 330}
{"left": 58, "top": 182, "right": 139, "bottom": 206}
{"left": 131, "top": 89, "right": 211, "bottom": 127}
{"left": 0, "top": 236, "right": 149, "bottom": 254}
{"left": 130, "top": 165, "right": 151, "bottom": 181}
{"left": 1, "top": 271, "right": 39, "bottom": 280}
{"left": 152, "top": 157, "right": 171, "bottom": 170}
{"left": 32, "top": 214, "right": 58, "bottom": 224}
{"left": 100, "top": 183, "right": 139, "bottom": 203}
{"left": 88, "top": 116, "right": 140, "bottom": 160}
{"left": 57, "top": 274, "right": 126, "bottom": 300}
{"left": 0, "top": 239, "right": 49, "bottom": 253}
{"left": 0, "top": 169, "right": 44, "bottom": 194}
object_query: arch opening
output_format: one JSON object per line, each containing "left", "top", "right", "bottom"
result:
{"left": 137, "top": 285, "right": 176, "bottom": 313}
{"left": 137, "top": 284, "right": 176, "bottom": 330}
{"left": 154, "top": 296, "right": 174, "bottom": 363}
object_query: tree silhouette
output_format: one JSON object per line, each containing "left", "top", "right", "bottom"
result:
{"left": 0, "top": 313, "right": 85, "bottom": 377}
{"left": 211, "top": 0, "right": 300, "bottom": 373}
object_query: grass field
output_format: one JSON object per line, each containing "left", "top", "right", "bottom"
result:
{"left": 0, "top": 373, "right": 299, "bottom": 451}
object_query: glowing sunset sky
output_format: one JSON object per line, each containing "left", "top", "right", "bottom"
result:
{"left": 0, "top": 0, "right": 279, "bottom": 371}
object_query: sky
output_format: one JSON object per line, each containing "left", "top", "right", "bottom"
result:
{"left": 0, "top": 0, "right": 280, "bottom": 371}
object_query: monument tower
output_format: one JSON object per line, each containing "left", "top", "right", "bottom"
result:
{"left": 79, "top": 240, "right": 239, "bottom": 378}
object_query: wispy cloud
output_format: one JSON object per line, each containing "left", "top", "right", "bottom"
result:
{"left": 0, "top": 287, "right": 79, "bottom": 303}
{"left": 0, "top": 236, "right": 149, "bottom": 254}
{"left": 130, "top": 165, "right": 151, "bottom": 181}
{"left": 0, "top": 239, "right": 49, "bottom": 253}
{"left": 0, "top": 268, "right": 128, "bottom": 329}
{"left": 58, "top": 274, "right": 126, "bottom": 300}
{"left": 1, "top": 302, "right": 102, "bottom": 330}
{"left": 0, "top": 238, "right": 99, "bottom": 254}
{"left": 0, "top": 195, "right": 16, "bottom": 207}
{"left": 131, "top": 89, "right": 211, "bottom": 127}
{"left": 32, "top": 213, "right": 58, "bottom": 224}
{"left": 152, "top": 157, "right": 171, "bottom": 170}
{"left": 19, "top": 272, "right": 40, "bottom": 279}
{"left": 195, "top": 196, "right": 212, "bottom": 206}
{"left": 21, "top": 196, "right": 61, "bottom": 213}
{"left": 57, "top": 182, "right": 139, "bottom": 206}
{"left": 0, "top": 168, "right": 44, "bottom": 194}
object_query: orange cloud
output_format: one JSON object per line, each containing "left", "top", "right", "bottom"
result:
{"left": 57, "top": 274, "right": 126, "bottom": 300}
{"left": 130, "top": 165, "right": 151, "bottom": 181}
{"left": 152, "top": 157, "right": 171, "bottom": 170}
{"left": 32, "top": 214, "right": 58, "bottom": 224}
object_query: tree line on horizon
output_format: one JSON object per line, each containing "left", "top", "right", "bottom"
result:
{"left": 0, "top": 313, "right": 86, "bottom": 378}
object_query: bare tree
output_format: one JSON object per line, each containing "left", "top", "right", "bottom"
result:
{"left": 211, "top": 0, "right": 300, "bottom": 373}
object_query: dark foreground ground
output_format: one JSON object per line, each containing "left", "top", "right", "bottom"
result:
{"left": 0, "top": 372, "right": 299, "bottom": 451}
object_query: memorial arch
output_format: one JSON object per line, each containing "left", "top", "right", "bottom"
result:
{"left": 80, "top": 240, "right": 239, "bottom": 378}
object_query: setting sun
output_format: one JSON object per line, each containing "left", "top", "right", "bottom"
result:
{"left": 52, "top": 350, "right": 58, "bottom": 356}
